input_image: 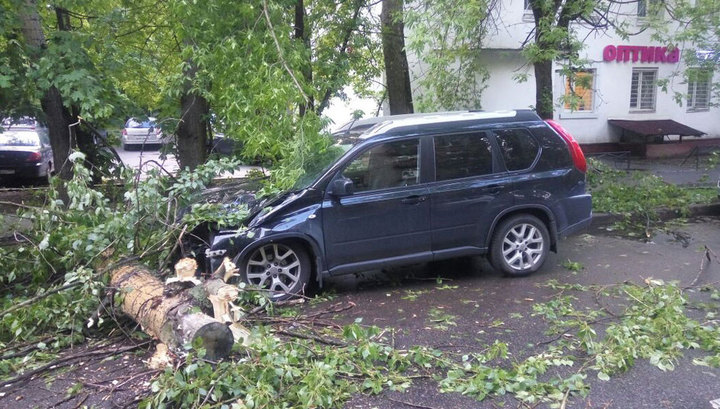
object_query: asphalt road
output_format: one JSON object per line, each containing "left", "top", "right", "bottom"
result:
{"left": 2, "top": 217, "right": 719, "bottom": 409}
{"left": 116, "top": 145, "right": 261, "bottom": 178}
{"left": 308, "top": 216, "right": 720, "bottom": 409}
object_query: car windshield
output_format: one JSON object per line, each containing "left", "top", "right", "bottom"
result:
{"left": 126, "top": 118, "right": 156, "bottom": 128}
{"left": 0, "top": 131, "right": 40, "bottom": 147}
{"left": 293, "top": 143, "right": 352, "bottom": 190}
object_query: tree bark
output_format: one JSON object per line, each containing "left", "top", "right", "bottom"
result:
{"left": 176, "top": 58, "right": 210, "bottom": 171}
{"left": 381, "top": 0, "right": 413, "bottom": 115}
{"left": 110, "top": 264, "right": 234, "bottom": 360}
{"left": 20, "top": 1, "right": 74, "bottom": 203}
{"left": 533, "top": 59, "right": 554, "bottom": 119}
{"left": 294, "top": 0, "right": 314, "bottom": 116}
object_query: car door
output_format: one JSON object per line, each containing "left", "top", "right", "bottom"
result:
{"left": 428, "top": 131, "right": 514, "bottom": 256}
{"left": 322, "top": 137, "right": 431, "bottom": 273}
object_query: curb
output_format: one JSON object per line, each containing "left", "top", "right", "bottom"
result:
{"left": 591, "top": 202, "right": 720, "bottom": 227}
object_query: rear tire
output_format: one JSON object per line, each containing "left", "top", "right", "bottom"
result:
{"left": 490, "top": 214, "right": 549, "bottom": 277}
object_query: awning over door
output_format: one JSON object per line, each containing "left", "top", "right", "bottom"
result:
{"left": 608, "top": 119, "right": 705, "bottom": 137}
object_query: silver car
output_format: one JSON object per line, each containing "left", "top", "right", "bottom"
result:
{"left": 122, "top": 117, "right": 165, "bottom": 150}
{"left": 0, "top": 118, "right": 54, "bottom": 183}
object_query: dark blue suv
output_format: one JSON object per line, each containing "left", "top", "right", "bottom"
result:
{"left": 206, "top": 111, "right": 592, "bottom": 300}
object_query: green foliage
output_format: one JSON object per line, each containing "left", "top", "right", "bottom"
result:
{"left": 427, "top": 307, "right": 457, "bottom": 330}
{"left": 405, "top": 0, "right": 491, "bottom": 110}
{"left": 0, "top": 154, "right": 247, "bottom": 358}
{"left": 143, "top": 323, "right": 422, "bottom": 409}
{"left": 587, "top": 159, "right": 715, "bottom": 232}
{"left": 562, "top": 259, "right": 584, "bottom": 272}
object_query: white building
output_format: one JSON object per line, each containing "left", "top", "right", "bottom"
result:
{"left": 408, "top": 0, "right": 720, "bottom": 156}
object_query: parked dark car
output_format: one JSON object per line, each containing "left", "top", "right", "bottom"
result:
{"left": 0, "top": 118, "right": 54, "bottom": 183}
{"left": 204, "top": 110, "right": 592, "bottom": 300}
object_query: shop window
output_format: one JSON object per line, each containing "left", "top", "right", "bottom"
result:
{"left": 629, "top": 68, "right": 657, "bottom": 111}
{"left": 563, "top": 70, "right": 595, "bottom": 112}
{"left": 434, "top": 133, "right": 493, "bottom": 181}
{"left": 687, "top": 69, "right": 711, "bottom": 111}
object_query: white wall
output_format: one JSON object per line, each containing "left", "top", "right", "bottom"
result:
{"left": 407, "top": 0, "right": 720, "bottom": 144}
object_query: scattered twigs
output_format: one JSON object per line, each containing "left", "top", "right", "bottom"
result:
{"left": 685, "top": 245, "right": 712, "bottom": 289}
{"left": 274, "top": 329, "right": 347, "bottom": 347}
{"left": 82, "top": 369, "right": 161, "bottom": 393}
{"left": 304, "top": 301, "right": 356, "bottom": 319}
{"left": 50, "top": 392, "right": 88, "bottom": 409}
{"left": 0, "top": 340, "right": 152, "bottom": 391}
{"left": 386, "top": 396, "right": 440, "bottom": 409}
{"left": 593, "top": 286, "right": 618, "bottom": 317}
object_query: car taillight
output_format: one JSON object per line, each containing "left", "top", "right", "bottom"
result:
{"left": 545, "top": 119, "right": 587, "bottom": 173}
{"left": 122, "top": 129, "right": 127, "bottom": 136}
{"left": 26, "top": 152, "right": 42, "bottom": 162}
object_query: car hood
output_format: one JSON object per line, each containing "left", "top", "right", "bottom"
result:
{"left": 191, "top": 179, "right": 298, "bottom": 230}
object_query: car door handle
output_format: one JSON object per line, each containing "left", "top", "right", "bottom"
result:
{"left": 485, "top": 184, "right": 505, "bottom": 194}
{"left": 401, "top": 195, "right": 427, "bottom": 205}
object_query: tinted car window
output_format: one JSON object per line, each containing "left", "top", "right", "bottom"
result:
{"left": 527, "top": 126, "right": 572, "bottom": 172}
{"left": 434, "top": 133, "right": 493, "bottom": 181}
{"left": 342, "top": 139, "right": 420, "bottom": 192}
{"left": 494, "top": 128, "right": 539, "bottom": 171}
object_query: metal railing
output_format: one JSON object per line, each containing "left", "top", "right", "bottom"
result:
{"left": 587, "top": 151, "right": 632, "bottom": 170}
{"left": 680, "top": 145, "right": 720, "bottom": 170}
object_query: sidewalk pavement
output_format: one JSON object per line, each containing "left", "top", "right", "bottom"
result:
{"left": 595, "top": 155, "right": 720, "bottom": 187}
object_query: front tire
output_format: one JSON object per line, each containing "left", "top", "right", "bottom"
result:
{"left": 490, "top": 214, "right": 549, "bottom": 277}
{"left": 240, "top": 242, "right": 311, "bottom": 301}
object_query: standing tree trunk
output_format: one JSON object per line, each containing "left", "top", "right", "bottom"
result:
{"left": 176, "top": 58, "right": 210, "bottom": 170}
{"left": 294, "top": 0, "right": 314, "bottom": 116}
{"left": 529, "top": 0, "right": 580, "bottom": 120}
{"left": 533, "top": 59, "right": 554, "bottom": 119}
{"left": 381, "top": 0, "right": 413, "bottom": 115}
{"left": 19, "top": 0, "right": 74, "bottom": 203}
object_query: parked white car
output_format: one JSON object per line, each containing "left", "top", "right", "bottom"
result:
{"left": 121, "top": 117, "right": 165, "bottom": 150}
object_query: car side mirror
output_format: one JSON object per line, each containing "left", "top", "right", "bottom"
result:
{"left": 329, "top": 178, "right": 354, "bottom": 197}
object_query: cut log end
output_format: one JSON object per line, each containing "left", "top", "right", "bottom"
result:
{"left": 193, "top": 322, "right": 235, "bottom": 360}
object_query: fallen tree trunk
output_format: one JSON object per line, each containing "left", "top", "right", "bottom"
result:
{"left": 110, "top": 264, "right": 234, "bottom": 360}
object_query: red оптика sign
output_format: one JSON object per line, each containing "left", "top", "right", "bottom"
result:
{"left": 602, "top": 45, "right": 680, "bottom": 63}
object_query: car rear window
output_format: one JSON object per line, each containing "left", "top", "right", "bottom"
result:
{"left": 493, "top": 128, "right": 539, "bottom": 171}
{"left": 434, "top": 133, "right": 493, "bottom": 181}
{"left": 0, "top": 131, "right": 40, "bottom": 147}
{"left": 126, "top": 118, "right": 156, "bottom": 128}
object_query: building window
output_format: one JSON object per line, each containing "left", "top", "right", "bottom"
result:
{"left": 630, "top": 68, "right": 657, "bottom": 111}
{"left": 563, "top": 70, "right": 595, "bottom": 112}
{"left": 638, "top": 0, "right": 662, "bottom": 17}
{"left": 687, "top": 69, "right": 711, "bottom": 111}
